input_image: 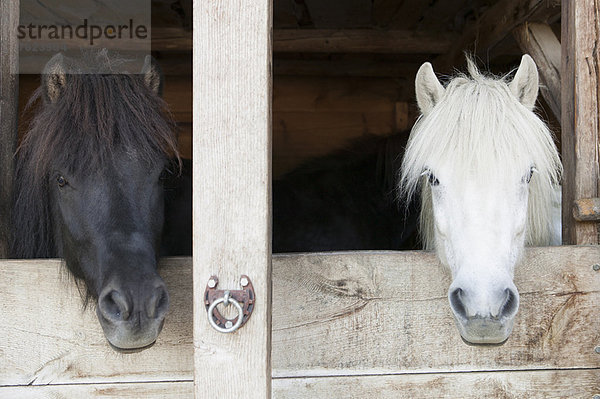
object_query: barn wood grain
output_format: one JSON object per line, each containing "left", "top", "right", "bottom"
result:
{"left": 193, "top": 0, "right": 272, "bottom": 398}
{"left": 1, "top": 247, "right": 600, "bottom": 388}
{"left": 0, "top": 258, "right": 193, "bottom": 386}
{"left": 271, "top": 248, "right": 600, "bottom": 377}
{"left": 561, "top": 0, "right": 600, "bottom": 244}
{"left": 513, "top": 23, "right": 561, "bottom": 120}
{"left": 2, "top": 369, "right": 598, "bottom": 398}
{"left": 272, "top": 369, "right": 600, "bottom": 399}
{"left": 0, "top": 382, "right": 194, "bottom": 399}
{"left": 0, "top": 0, "right": 19, "bottom": 258}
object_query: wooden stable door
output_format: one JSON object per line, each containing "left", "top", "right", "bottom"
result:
{"left": 193, "top": 0, "right": 273, "bottom": 397}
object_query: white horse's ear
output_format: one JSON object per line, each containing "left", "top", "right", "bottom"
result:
{"left": 509, "top": 54, "right": 539, "bottom": 110}
{"left": 42, "top": 53, "right": 67, "bottom": 104}
{"left": 141, "top": 55, "right": 164, "bottom": 96}
{"left": 415, "top": 62, "right": 445, "bottom": 115}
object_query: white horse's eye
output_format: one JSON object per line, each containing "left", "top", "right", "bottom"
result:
{"left": 421, "top": 169, "right": 439, "bottom": 186}
{"left": 429, "top": 173, "right": 439, "bottom": 186}
{"left": 524, "top": 167, "right": 537, "bottom": 184}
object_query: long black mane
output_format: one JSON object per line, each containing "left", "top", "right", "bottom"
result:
{"left": 11, "top": 53, "right": 179, "bottom": 258}
{"left": 273, "top": 132, "right": 419, "bottom": 252}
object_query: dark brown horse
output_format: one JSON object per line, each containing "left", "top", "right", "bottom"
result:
{"left": 11, "top": 51, "right": 190, "bottom": 351}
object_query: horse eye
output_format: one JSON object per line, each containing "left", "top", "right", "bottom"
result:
{"left": 429, "top": 173, "right": 439, "bottom": 186}
{"left": 159, "top": 169, "right": 171, "bottom": 182}
{"left": 56, "top": 175, "right": 68, "bottom": 187}
{"left": 524, "top": 167, "right": 536, "bottom": 184}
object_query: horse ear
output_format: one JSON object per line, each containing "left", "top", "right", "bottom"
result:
{"left": 509, "top": 54, "right": 539, "bottom": 110}
{"left": 415, "top": 62, "right": 445, "bottom": 115}
{"left": 42, "top": 53, "right": 67, "bottom": 104}
{"left": 141, "top": 55, "right": 164, "bottom": 96}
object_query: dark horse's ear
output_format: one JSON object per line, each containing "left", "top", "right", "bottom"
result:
{"left": 141, "top": 55, "right": 164, "bottom": 97}
{"left": 42, "top": 53, "right": 67, "bottom": 104}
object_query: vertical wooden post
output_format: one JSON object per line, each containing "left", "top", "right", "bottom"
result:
{"left": 561, "top": 0, "right": 600, "bottom": 245}
{"left": 193, "top": 1, "right": 272, "bottom": 398}
{"left": 0, "top": 0, "right": 19, "bottom": 257}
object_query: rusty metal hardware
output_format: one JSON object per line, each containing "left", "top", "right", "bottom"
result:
{"left": 204, "top": 275, "right": 255, "bottom": 333}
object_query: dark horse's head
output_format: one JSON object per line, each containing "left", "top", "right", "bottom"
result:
{"left": 11, "top": 51, "right": 180, "bottom": 351}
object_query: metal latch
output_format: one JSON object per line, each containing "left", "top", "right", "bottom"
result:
{"left": 204, "top": 275, "right": 255, "bottom": 333}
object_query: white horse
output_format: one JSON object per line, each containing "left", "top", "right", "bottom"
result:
{"left": 400, "top": 55, "right": 562, "bottom": 344}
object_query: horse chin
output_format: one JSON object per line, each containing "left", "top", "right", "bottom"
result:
{"left": 96, "top": 308, "right": 165, "bottom": 352}
{"left": 453, "top": 315, "right": 514, "bottom": 345}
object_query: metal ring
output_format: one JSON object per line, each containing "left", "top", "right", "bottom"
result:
{"left": 207, "top": 296, "right": 244, "bottom": 333}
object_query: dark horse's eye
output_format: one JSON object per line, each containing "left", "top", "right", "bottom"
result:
{"left": 159, "top": 168, "right": 171, "bottom": 182}
{"left": 56, "top": 175, "right": 68, "bottom": 187}
{"left": 428, "top": 173, "right": 439, "bottom": 186}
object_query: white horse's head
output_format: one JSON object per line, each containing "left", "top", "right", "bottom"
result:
{"left": 401, "top": 55, "right": 562, "bottom": 344}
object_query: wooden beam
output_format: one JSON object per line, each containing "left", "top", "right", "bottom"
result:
{"left": 0, "top": 258, "right": 193, "bottom": 386}
{"left": 561, "top": 0, "right": 600, "bottom": 245}
{"left": 273, "top": 58, "right": 420, "bottom": 78}
{"left": 272, "top": 370, "right": 600, "bottom": 398}
{"left": 271, "top": 249, "right": 600, "bottom": 376}
{"left": 2, "top": 248, "right": 600, "bottom": 386}
{"left": 513, "top": 23, "right": 561, "bottom": 120}
{"left": 273, "top": 29, "right": 458, "bottom": 54}
{"left": 2, "top": 369, "right": 599, "bottom": 398}
{"left": 0, "top": 0, "right": 19, "bottom": 257}
{"left": 573, "top": 198, "right": 600, "bottom": 222}
{"left": 436, "top": 0, "right": 561, "bottom": 71}
{"left": 151, "top": 28, "right": 457, "bottom": 54}
{"left": 193, "top": 0, "right": 272, "bottom": 398}
{"left": 0, "top": 382, "right": 194, "bottom": 398}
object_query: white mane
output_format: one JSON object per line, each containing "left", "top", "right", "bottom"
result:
{"left": 400, "top": 60, "right": 562, "bottom": 249}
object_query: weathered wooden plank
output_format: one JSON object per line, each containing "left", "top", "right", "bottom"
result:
{"left": 2, "top": 368, "right": 598, "bottom": 398}
{"left": 0, "top": 382, "right": 194, "bottom": 398}
{"left": 146, "top": 27, "right": 456, "bottom": 54}
{"left": 0, "top": 0, "right": 19, "bottom": 258}
{"left": 273, "top": 29, "right": 458, "bottom": 54}
{"left": 513, "top": 23, "right": 561, "bottom": 120}
{"left": 271, "top": 248, "right": 600, "bottom": 377}
{"left": 573, "top": 198, "right": 600, "bottom": 222}
{"left": 2, "top": 368, "right": 599, "bottom": 398}
{"left": 436, "top": 0, "right": 561, "bottom": 71}
{"left": 272, "top": 369, "right": 600, "bottom": 398}
{"left": 561, "top": 0, "right": 600, "bottom": 245}
{"left": 1, "top": 247, "right": 600, "bottom": 387}
{"left": 0, "top": 258, "right": 193, "bottom": 386}
{"left": 193, "top": 0, "right": 272, "bottom": 398}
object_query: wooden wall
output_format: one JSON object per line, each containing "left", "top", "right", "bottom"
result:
{"left": 1, "top": 248, "right": 599, "bottom": 397}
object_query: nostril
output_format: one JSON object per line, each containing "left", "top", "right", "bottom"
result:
{"left": 146, "top": 285, "right": 169, "bottom": 319}
{"left": 499, "top": 288, "right": 519, "bottom": 319}
{"left": 99, "top": 290, "right": 131, "bottom": 322}
{"left": 449, "top": 288, "right": 467, "bottom": 320}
